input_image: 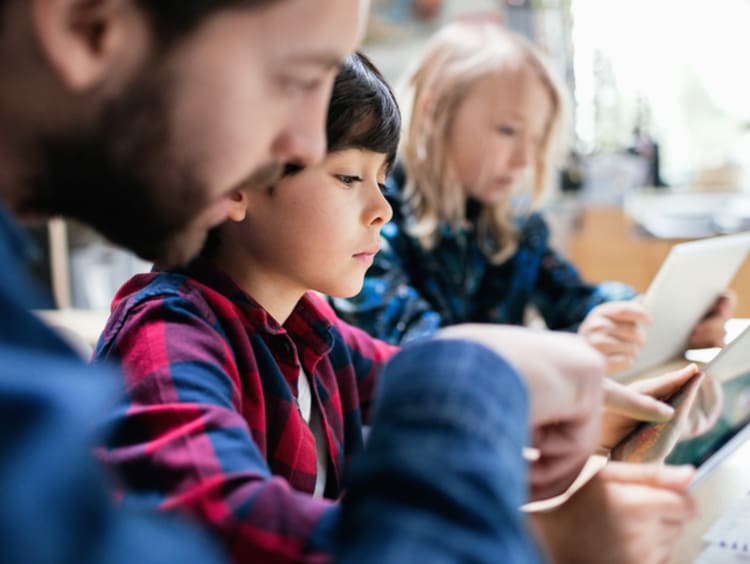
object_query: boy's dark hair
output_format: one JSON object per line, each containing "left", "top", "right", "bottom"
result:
{"left": 325, "top": 51, "right": 401, "bottom": 171}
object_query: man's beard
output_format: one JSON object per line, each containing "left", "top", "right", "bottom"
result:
{"left": 17, "top": 65, "right": 214, "bottom": 268}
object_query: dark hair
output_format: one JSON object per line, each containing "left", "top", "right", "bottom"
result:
{"left": 0, "top": 1, "right": 279, "bottom": 42}
{"left": 325, "top": 52, "right": 401, "bottom": 171}
{"left": 133, "top": 1, "right": 280, "bottom": 40}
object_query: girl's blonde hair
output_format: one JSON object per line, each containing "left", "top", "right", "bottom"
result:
{"left": 399, "top": 20, "right": 568, "bottom": 263}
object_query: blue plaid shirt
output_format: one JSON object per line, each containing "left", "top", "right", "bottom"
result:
{"left": 331, "top": 169, "right": 634, "bottom": 344}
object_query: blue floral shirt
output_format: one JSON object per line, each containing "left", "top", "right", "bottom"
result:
{"left": 330, "top": 169, "right": 634, "bottom": 344}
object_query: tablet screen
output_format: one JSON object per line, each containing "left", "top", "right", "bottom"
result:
{"left": 667, "top": 371, "right": 750, "bottom": 482}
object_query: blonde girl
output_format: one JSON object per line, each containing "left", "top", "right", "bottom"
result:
{"left": 333, "top": 20, "right": 731, "bottom": 374}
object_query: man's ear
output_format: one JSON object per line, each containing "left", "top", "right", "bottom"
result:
{"left": 227, "top": 191, "right": 249, "bottom": 223}
{"left": 29, "top": 0, "right": 151, "bottom": 91}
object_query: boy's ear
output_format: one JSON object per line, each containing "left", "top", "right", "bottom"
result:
{"left": 227, "top": 191, "right": 249, "bottom": 223}
{"left": 29, "top": 0, "right": 152, "bottom": 92}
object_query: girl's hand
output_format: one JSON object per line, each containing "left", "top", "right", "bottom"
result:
{"left": 578, "top": 301, "right": 652, "bottom": 375}
{"left": 688, "top": 291, "right": 736, "bottom": 349}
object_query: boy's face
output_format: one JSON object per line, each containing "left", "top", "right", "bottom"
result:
{"left": 236, "top": 149, "right": 392, "bottom": 301}
{"left": 447, "top": 67, "right": 553, "bottom": 205}
{"left": 1, "top": 0, "right": 367, "bottom": 267}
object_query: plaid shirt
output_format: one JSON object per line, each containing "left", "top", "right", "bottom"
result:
{"left": 331, "top": 168, "right": 635, "bottom": 344}
{"left": 94, "top": 261, "right": 398, "bottom": 563}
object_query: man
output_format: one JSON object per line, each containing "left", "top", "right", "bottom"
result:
{"left": 0, "top": 1, "right": 367, "bottom": 562}
{"left": 0, "top": 1, "right": 684, "bottom": 563}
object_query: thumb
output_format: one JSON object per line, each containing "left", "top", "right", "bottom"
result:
{"left": 600, "top": 461, "right": 695, "bottom": 491}
{"left": 603, "top": 378, "right": 675, "bottom": 422}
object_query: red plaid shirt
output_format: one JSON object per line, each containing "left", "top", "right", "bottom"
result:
{"left": 94, "top": 261, "right": 398, "bottom": 563}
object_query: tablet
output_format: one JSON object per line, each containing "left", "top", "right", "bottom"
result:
{"left": 610, "top": 325, "right": 750, "bottom": 487}
{"left": 615, "top": 231, "right": 750, "bottom": 381}
{"left": 668, "top": 325, "right": 750, "bottom": 488}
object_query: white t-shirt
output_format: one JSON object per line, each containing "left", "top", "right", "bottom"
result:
{"left": 297, "top": 368, "right": 328, "bottom": 498}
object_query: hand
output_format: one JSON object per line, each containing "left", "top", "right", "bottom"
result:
{"left": 437, "top": 325, "right": 605, "bottom": 500}
{"left": 688, "top": 291, "right": 736, "bottom": 348}
{"left": 531, "top": 462, "right": 697, "bottom": 564}
{"left": 578, "top": 301, "right": 653, "bottom": 375}
{"left": 600, "top": 364, "right": 700, "bottom": 450}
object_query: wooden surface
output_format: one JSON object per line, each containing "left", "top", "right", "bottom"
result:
{"left": 566, "top": 206, "right": 750, "bottom": 318}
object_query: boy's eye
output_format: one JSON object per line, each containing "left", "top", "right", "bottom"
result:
{"left": 377, "top": 182, "right": 388, "bottom": 193}
{"left": 496, "top": 125, "right": 517, "bottom": 136}
{"left": 336, "top": 174, "right": 362, "bottom": 186}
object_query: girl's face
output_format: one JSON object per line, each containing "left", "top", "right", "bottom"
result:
{"left": 234, "top": 148, "right": 392, "bottom": 307}
{"left": 446, "top": 66, "right": 553, "bottom": 206}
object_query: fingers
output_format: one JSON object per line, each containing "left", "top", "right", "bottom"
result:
{"left": 601, "top": 480, "right": 697, "bottom": 526}
{"left": 631, "top": 363, "right": 701, "bottom": 398}
{"left": 529, "top": 458, "right": 586, "bottom": 501}
{"left": 710, "top": 290, "right": 737, "bottom": 318}
{"left": 529, "top": 418, "right": 600, "bottom": 500}
{"left": 690, "top": 291, "right": 737, "bottom": 347}
{"left": 588, "top": 301, "right": 654, "bottom": 325}
{"left": 690, "top": 316, "right": 728, "bottom": 348}
{"left": 604, "top": 353, "right": 638, "bottom": 375}
{"left": 603, "top": 378, "right": 675, "bottom": 422}
{"left": 591, "top": 341, "right": 640, "bottom": 375}
{"left": 529, "top": 454, "right": 591, "bottom": 501}
{"left": 588, "top": 332, "right": 643, "bottom": 356}
{"left": 601, "top": 461, "right": 696, "bottom": 491}
{"left": 584, "top": 324, "right": 645, "bottom": 374}
{"left": 580, "top": 302, "right": 653, "bottom": 374}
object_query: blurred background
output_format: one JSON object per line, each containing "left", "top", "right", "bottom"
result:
{"left": 32, "top": 0, "right": 750, "bottom": 324}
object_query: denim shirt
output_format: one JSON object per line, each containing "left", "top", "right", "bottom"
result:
{"left": 0, "top": 205, "right": 224, "bottom": 564}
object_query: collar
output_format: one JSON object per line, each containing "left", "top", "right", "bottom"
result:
{"left": 182, "top": 259, "right": 335, "bottom": 357}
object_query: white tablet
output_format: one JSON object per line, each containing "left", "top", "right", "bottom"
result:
{"left": 615, "top": 231, "right": 750, "bottom": 381}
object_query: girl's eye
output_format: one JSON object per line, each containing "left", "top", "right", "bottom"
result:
{"left": 337, "top": 174, "right": 362, "bottom": 186}
{"left": 377, "top": 182, "right": 388, "bottom": 193}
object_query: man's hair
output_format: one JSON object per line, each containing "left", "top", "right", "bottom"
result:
{"left": 134, "top": 0, "right": 280, "bottom": 39}
{"left": 0, "top": 1, "right": 280, "bottom": 40}
{"left": 325, "top": 51, "right": 401, "bottom": 172}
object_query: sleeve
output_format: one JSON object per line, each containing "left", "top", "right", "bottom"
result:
{"left": 0, "top": 346, "right": 227, "bottom": 564}
{"left": 525, "top": 213, "right": 636, "bottom": 331}
{"left": 330, "top": 224, "right": 444, "bottom": 345}
{"left": 335, "top": 339, "right": 542, "bottom": 564}
{"left": 95, "top": 292, "right": 339, "bottom": 564}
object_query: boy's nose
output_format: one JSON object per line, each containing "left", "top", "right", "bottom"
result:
{"left": 366, "top": 187, "right": 393, "bottom": 226}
